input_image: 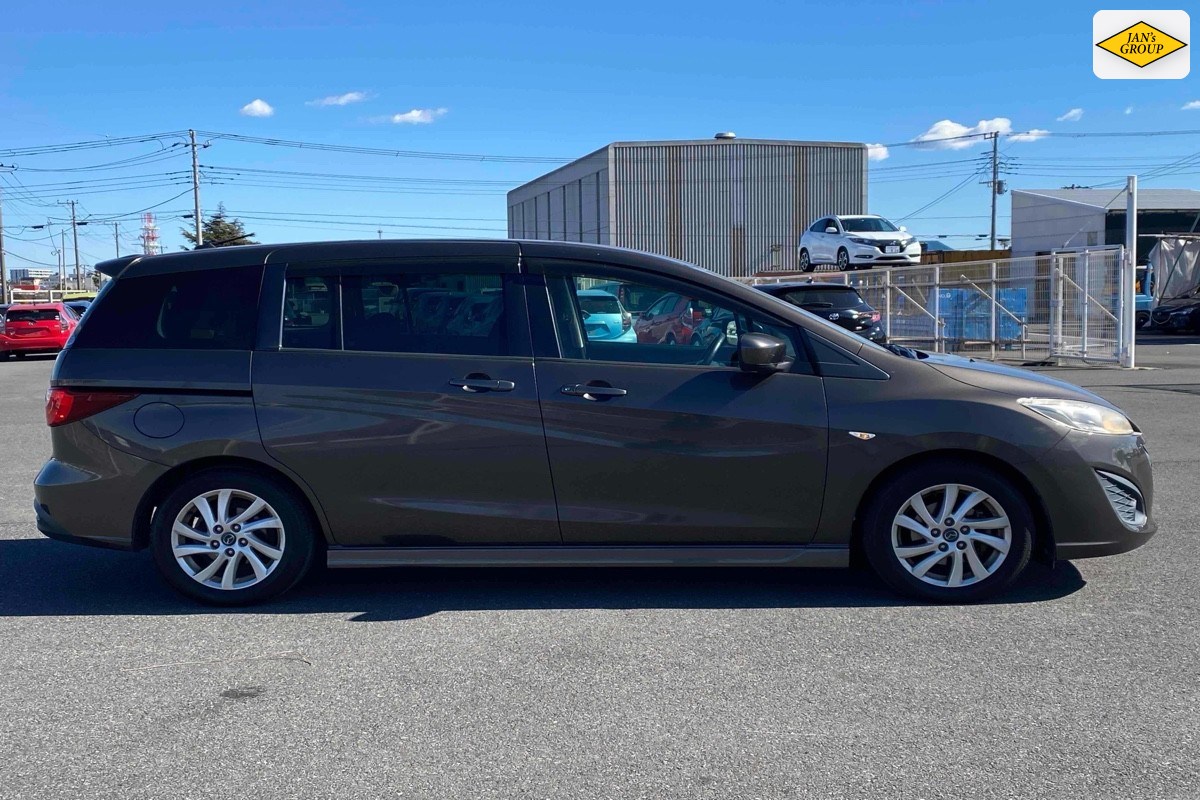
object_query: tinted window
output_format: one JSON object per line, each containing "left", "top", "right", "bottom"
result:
{"left": 578, "top": 293, "right": 622, "bottom": 314}
{"left": 283, "top": 274, "right": 339, "bottom": 350}
{"left": 6, "top": 309, "right": 61, "bottom": 322}
{"left": 74, "top": 267, "right": 263, "bottom": 350}
{"left": 342, "top": 273, "right": 507, "bottom": 356}
{"left": 780, "top": 288, "right": 864, "bottom": 309}
{"left": 841, "top": 217, "right": 899, "bottom": 233}
{"left": 809, "top": 219, "right": 827, "bottom": 233}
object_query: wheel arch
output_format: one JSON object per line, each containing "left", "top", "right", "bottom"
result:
{"left": 132, "top": 455, "right": 331, "bottom": 551}
{"left": 848, "top": 449, "right": 1055, "bottom": 567}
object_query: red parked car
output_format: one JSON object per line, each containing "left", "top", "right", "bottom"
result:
{"left": 632, "top": 292, "right": 709, "bottom": 345}
{"left": 0, "top": 303, "right": 79, "bottom": 360}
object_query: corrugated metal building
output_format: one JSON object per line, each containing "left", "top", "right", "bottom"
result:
{"left": 507, "top": 137, "right": 868, "bottom": 277}
{"left": 1012, "top": 188, "right": 1200, "bottom": 262}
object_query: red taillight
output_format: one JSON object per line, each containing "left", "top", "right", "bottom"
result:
{"left": 622, "top": 311, "right": 632, "bottom": 332}
{"left": 692, "top": 309, "right": 705, "bottom": 325}
{"left": 45, "top": 388, "right": 137, "bottom": 427}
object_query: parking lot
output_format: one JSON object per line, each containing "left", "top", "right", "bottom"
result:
{"left": 1, "top": 340, "right": 1198, "bottom": 800}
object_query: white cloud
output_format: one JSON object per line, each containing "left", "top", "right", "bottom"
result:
{"left": 307, "top": 91, "right": 370, "bottom": 107}
{"left": 865, "top": 143, "right": 889, "bottom": 162}
{"left": 1183, "top": 100, "right": 1200, "bottom": 110}
{"left": 1010, "top": 128, "right": 1050, "bottom": 143}
{"left": 377, "top": 107, "right": 448, "bottom": 124}
{"left": 912, "top": 117, "right": 1048, "bottom": 149}
{"left": 1125, "top": 106, "right": 1134, "bottom": 115}
{"left": 239, "top": 98, "right": 274, "bottom": 118}
{"left": 1056, "top": 107, "right": 1084, "bottom": 122}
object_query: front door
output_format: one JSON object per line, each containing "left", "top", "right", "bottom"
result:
{"left": 254, "top": 253, "right": 560, "bottom": 547}
{"left": 527, "top": 260, "right": 829, "bottom": 545}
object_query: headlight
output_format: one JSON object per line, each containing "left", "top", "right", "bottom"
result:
{"left": 848, "top": 237, "right": 874, "bottom": 245}
{"left": 901, "top": 237, "right": 916, "bottom": 247}
{"left": 1018, "top": 397, "right": 1134, "bottom": 435}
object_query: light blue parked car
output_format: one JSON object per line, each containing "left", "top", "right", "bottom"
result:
{"left": 578, "top": 289, "right": 636, "bottom": 342}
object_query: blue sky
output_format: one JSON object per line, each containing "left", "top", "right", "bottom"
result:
{"left": 2, "top": 0, "right": 1199, "bottom": 272}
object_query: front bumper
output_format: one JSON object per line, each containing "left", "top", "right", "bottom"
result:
{"left": 848, "top": 242, "right": 922, "bottom": 266}
{"left": 1023, "top": 429, "right": 1156, "bottom": 560}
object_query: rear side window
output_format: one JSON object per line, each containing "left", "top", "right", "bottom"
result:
{"left": 73, "top": 266, "right": 263, "bottom": 350}
{"left": 340, "top": 273, "right": 507, "bottom": 356}
{"left": 781, "top": 288, "right": 862, "bottom": 309}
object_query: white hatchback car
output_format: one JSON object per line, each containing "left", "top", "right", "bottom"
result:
{"left": 798, "top": 215, "right": 922, "bottom": 272}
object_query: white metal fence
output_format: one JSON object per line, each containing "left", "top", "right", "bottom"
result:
{"left": 745, "top": 247, "right": 1134, "bottom": 366}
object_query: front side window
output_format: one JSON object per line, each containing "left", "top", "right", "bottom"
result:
{"left": 545, "top": 269, "right": 801, "bottom": 369}
{"left": 341, "top": 272, "right": 507, "bottom": 356}
{"left": 73, "top": 266, "right": 263, "bottom": 350}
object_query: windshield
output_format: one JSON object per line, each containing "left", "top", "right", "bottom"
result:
{"left": 779, "top": 288, "right": 863, "bottom": 310}
{"left": 840, "top": 216, "right": 900, "bottom": 233}
{"left": 579, "top": 295, "right": 622, "bottom": 314}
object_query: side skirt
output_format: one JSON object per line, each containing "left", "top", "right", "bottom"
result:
{"left": 326, "top": 545, "right": 849, "bottom": 569}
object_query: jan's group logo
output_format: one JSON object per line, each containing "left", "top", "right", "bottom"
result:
{"left": 1094, "top": 10, "right": 1189, "bottom": 79}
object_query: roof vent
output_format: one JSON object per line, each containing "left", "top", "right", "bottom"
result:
{"left": 714, "top": 131, "right": 737, "bottom": 140}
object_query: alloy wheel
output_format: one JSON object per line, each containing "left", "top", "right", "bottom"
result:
{"left": 890, "top": 483, "right": 1012, "bottom": 588}
{"left": 837, "top": 250, "right": 849, "bottom": 271}
{"left": 170, "top": 488, "right": 287, "bottom": 591}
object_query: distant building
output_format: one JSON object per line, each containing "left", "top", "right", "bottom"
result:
{"left": 507, "top": 136, "right": 868, "bottom": 277}
{"left": 1011, "top": 188, "right": 1200, "bottom": 262}
{"left": 10, "top": 268, "right": 55, "bottom": 284}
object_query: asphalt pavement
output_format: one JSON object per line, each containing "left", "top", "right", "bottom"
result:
{"left": 1, "top": 337, "right": 1198, "bottom": 800}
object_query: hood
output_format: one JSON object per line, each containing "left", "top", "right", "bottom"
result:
{"left": 843, "top": 230, "right": 909, "bottom": 241}
{"left": 920, "top": 353, "right": 1115, "bottom": 408}
{"left": 1156, "top": 297, "right": 1200, "bottom": 312}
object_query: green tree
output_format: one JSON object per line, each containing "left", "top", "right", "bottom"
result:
{"left": 180, "top": 203, "right": 256, "bottom": 248}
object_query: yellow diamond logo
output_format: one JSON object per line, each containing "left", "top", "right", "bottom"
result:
{"left": 1096, "top": 21, "right": 1188, "bottom": 68}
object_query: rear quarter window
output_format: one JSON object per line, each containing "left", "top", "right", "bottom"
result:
{"left": 73, "top": 266, "right": 264, "bottom": 350}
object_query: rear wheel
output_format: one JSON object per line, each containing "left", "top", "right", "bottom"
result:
{"left": 151, "top": 468, "right": 318, "bottom": 605}
{"left": 836, "top": 248, "right": 850, "bottom": 272}
{"left": 861, "top": 461, "right": 1033, "bottom": 602}
{"left": 665, "top": 333, "right": 677, "bottom": 346}
{"left": 1136, "top": 311, "right": 1150, "bottom": 329}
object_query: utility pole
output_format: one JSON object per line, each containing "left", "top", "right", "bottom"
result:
{"left": 989, "top": 132, "right": 999, "bottom": 251}
{"left": 114, "top": 222, "right": 120, "bottom": 258}
{"left": 377, "top": 228, "right": 382, "bottom": 240}
{"left": 59, "top": 231, "right": 66, "bottom": 290}
{"left": 189, "top": 129, "right": 203, "bottom": 246}
{"left": 0, "top": 180, "right": 8, "bottom": 304}
{"left": 68, "top": 201, "right": 81, "bottom": 290}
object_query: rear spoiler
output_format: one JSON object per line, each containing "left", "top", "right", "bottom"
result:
{"left": 95, "top": 255, "right": 141, "bottom": 279}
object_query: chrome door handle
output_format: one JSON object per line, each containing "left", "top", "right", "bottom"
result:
{"left": 449, "top": 377, "right": 516, "bottom": 393}
{"left": 561, "top": 383, "right": 628, "bottom": 400}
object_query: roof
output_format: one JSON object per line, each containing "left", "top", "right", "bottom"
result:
{"left": 1014, "top": 188, "right": 1200, "bottom": 211}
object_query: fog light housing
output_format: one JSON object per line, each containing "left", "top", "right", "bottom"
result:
{"left": 1096, "top": 470, "right": 1148, "bottom": 530}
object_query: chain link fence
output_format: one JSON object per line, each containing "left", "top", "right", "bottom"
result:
{"left": 745, "top": 247, "right": 1132, "bottom": 366}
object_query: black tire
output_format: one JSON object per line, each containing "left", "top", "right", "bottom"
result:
{"left": 836, "top": 248, "right": 850, "bottom": 272}
{"left": 150, "top": 468, "right": 318, "bottom": 606}
{"left": 13, "top": 352, "right": 26, "bottom": 360}
{"left": 0, "top": 352, "right": 9, "bottom": 362}
{"left": 861, "top": 460, "right": 1033, "bottom": 603}
{"left": 689, "top": 334, "right": 702, "bottom": 346}
{"left": 1136, "top": 311, "right": 1150, "bottom": 329}
{"left": 798, "top": 249, "right": 814, "bottom": 273}
{"left": 665, "top": 333, "right": 677, "bottom": 346}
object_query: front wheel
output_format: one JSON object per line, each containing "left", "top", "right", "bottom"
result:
{"left": 151, "top": 468, "right": 318, "bottom": 605}
{"left": 861, "top": 461, "right": 1033, "bottom": 602}
{"left": 1136, "top": 311, "right": 1150, "bottom": 329}
{"left": 798, "top": 249, "right": 814, "bottom": 273}
{"left": 836, "top": 248, "right": 850, "bottom": 272}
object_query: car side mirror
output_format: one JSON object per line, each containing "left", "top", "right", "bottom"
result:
{"left": 825, "top": 226, "right": 839, "bottom": 234}
{"left": 899, "top": 225, "right": 908, "bottom": 232}
{"left": 738, "top": 333, "right": 792, "bottom": 374}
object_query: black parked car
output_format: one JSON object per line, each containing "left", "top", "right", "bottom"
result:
{"left": 1150, "top": 289, "right": 1200, "bottom": 332}
{"left": 36, "top": 240, "right": 1154, "bottom": 605}
{"left": 756, "top": 282, "right": 886, "bottom": 343}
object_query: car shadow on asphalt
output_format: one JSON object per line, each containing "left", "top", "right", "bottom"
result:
{"left": 0, "top": 538, "right": 1086, "bottom": 620}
